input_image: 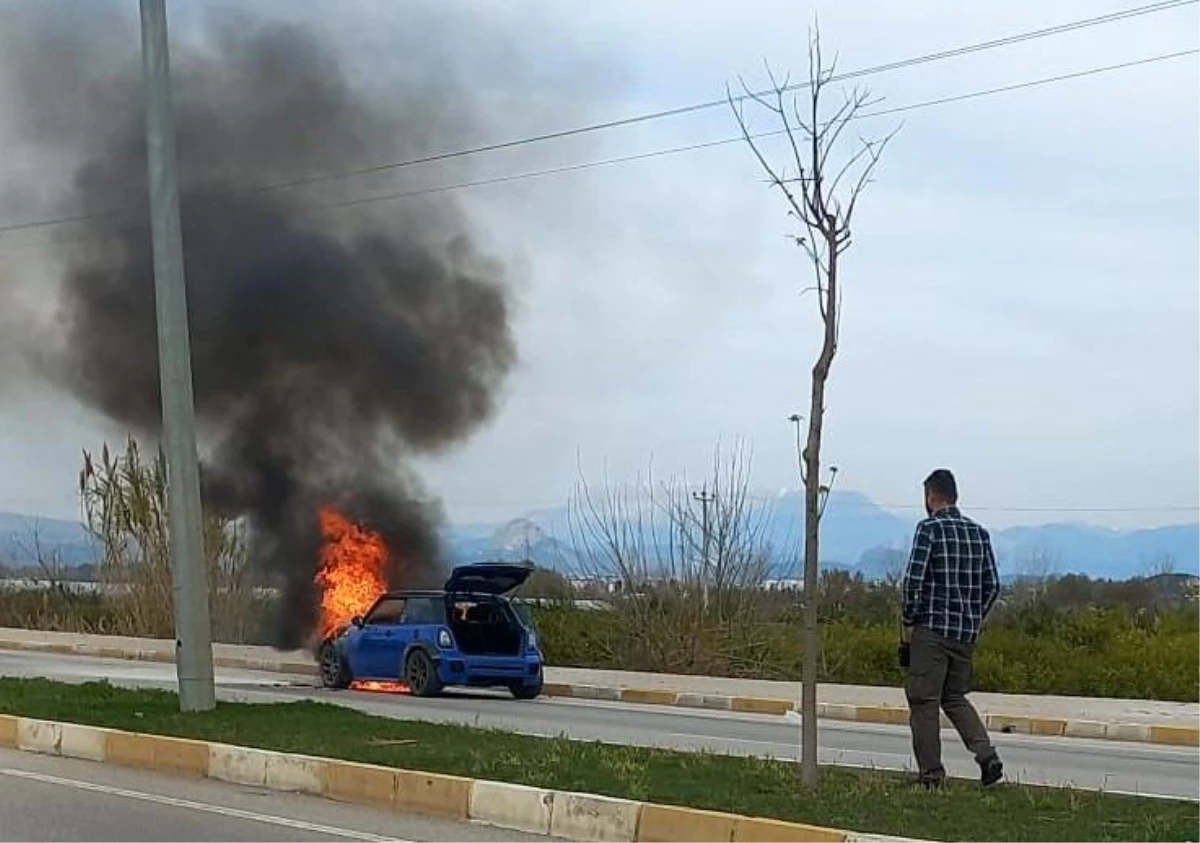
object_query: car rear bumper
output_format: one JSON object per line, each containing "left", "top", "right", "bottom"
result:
{"left": 437, "top": 653, "right": 543, "bottom": 687}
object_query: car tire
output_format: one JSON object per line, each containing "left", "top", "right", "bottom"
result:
{"left": 319, "top": 641, "right": 352, "bottom": 690}
{"left": 509, "top": 680, "right": 542, "bottom": 700}
{"left": 405, "top": 649, "right": 443, "bottom": 697}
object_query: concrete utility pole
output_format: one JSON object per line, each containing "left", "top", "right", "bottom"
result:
{"left": 692, "top": 488, "right": 716, "bottom": 612}
{"left": 139, "top": 0, "right": 215, "bottom": 712}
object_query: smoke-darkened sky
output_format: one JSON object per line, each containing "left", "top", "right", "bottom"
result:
{"left": 0, "top": 3, "right": 561, "bottom": 645}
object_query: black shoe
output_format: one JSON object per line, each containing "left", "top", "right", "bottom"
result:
{"left": 979, "top": 753, "right": 1004, "bottom": 787}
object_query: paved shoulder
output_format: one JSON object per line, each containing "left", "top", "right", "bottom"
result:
{"left": 0, "top": 748, "right": 556, "bottom": 842}
{"left": 544, "top": 666, "right": 1200, "bottom": 728}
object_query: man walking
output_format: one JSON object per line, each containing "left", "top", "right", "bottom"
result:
{"left": 900, "top": 469, "right": 1003, "bottom": 788}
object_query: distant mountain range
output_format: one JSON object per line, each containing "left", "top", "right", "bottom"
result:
{"left": 3, "top": 491, "right": 1197, "bottom": 581}
{"left": 443, "top": 491, "right": 1199, "bottom": 581}
{"left": 0, "top": 512, "right": 99, "bottom": 568}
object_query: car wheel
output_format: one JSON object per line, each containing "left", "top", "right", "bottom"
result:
{"left": 405, "top": 649, "right": 443, "bottom": 697}
{"left": 509, "top": 680, "right": 542, "bottom": 700}
{"left": 319, "top": 641, "right": 351, "bottom": 690}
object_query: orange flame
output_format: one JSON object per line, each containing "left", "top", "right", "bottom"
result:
{"left": 350, "top": 680, "right": 411, "bottom": 694}
{"left": 315, "top": 506, "right": 389, "bottom": 641}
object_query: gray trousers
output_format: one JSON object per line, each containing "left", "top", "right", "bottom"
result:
{"left": 905, "top": 625, "right": 994, "bottom": 781}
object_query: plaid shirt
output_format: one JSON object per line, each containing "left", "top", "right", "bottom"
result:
{"left": 902, "top": 506, "right": 1000, "bottom": 644}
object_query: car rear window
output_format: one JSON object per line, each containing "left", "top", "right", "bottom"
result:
{"left": 511, "top": 601, "right": 533, "bottom": 625}
{"left": 450, "top": 598, "right": 504, "bottom": 623}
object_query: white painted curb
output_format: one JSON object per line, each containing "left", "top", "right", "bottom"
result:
{"left": 550, "top": 791, "right": 641, "bottom": 842}
{"left": 469, "top": 780, "right": 554, "bottom": 836}
{"left": 0, "top": 712, "right": 933, "bottom": 842}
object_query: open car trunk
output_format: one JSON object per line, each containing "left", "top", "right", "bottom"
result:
{"left": 448, "top": 599, "right": 523, "bottom": 656}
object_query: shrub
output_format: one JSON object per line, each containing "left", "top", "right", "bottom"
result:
{"left": 529, "top": 600, "right": 1198, "bottom": 702}
{"left": 79, "top": 438, "right": 256, "bottom": 642}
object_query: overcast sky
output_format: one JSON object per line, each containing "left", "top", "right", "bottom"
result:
{"left": 0, "top": 0, "right": 1196, "bottom": 530}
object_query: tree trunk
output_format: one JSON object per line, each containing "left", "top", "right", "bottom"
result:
{"left": 799, "top": 374, "right": 824, "bottom": 786}
{"left": 799, "top": 252, "right": 837, "bottom": 787}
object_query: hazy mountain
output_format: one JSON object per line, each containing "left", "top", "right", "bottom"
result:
{"left": 441, "top": 518, "right": 579, "bottom": 570}
{"left": 0, "top": 512, "right": 99, "bottom": 568}
{"left": 4, "top": 494, "right": 1196, "bottom": 582}
{"left": 993, "top": 522, "right": 1199, "bottom": 580}
{"left": 762, "top": 490, "right": 911, "bottom": 574}
{"left": 446, "top": 493, "right": 1198, "bottom": 581}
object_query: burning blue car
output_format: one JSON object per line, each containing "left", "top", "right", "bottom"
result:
{"left": 317, "top": 561, "right": 543, "bottom": 699}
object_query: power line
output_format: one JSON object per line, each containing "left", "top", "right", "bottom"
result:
{"left": 302, "top": 49, "right": 1200, "bottom": 213}
{"left": 0, "top": 0, "right": 1194, "bottom": 237}
{"left": 746, "top": 496, "right": 1198, "bottom": 515}
{"left": 186, "top": 0, "right": 1200, "bottom": 198}
{"left": 0, "top": 46, "right": 1194, "bottom": 251}
{"left": 0, "top": 209, "right": 98, "bottom": 238}
{"left": 422, "top": 492, "right": 1200, "bottom": 518}
{"left": 843, "top": 503, "right": 1198, "bottom": 514}
{"left": 449, "top": 492, "right": 1197, "bottom": 515}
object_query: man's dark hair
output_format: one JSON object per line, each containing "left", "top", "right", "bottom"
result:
{"left": 924, "top": 469, "right": 958, "bottom": 504}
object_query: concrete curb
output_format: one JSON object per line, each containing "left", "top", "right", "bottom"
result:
{"left": 2, "top": 633, "right": 1196, "bottom": 748}
{"left": 0, "top": 712, "right": 927, "bottom": 842}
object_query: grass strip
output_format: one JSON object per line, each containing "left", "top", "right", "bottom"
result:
{"left": 0, "top": 678, "right": 1195, "bottom": 842}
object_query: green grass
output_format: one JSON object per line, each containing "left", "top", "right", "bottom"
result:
{"left": 0, "top": 678, "right": 1195, "bottom": 842}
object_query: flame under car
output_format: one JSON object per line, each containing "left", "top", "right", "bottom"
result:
{"left": 317, "top": 561, "right": 543, "bottom": 699}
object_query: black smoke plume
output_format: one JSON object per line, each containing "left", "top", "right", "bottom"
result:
{"left": 1, "top": 9, "right": 516, "bottom": 648}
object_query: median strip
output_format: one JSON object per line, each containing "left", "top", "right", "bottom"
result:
{"left": 1, "top": 630, "right": 1196, "bottom": 748}
{"left": 0, "top": 705, "right": 910, "bottom": 842}
{"left": 0, "top": 678, "right": 1195, "bottom": 842}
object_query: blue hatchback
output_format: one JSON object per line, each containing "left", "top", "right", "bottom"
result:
{"left": 318, "top": 561, "right": 544, "bottom": 699}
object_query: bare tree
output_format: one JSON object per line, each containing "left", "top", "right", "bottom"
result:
{"left": 881, "top": 548, "right": 907, "bottom": 593}
{"left": 1013, "top": 545, "right": 1059, "bottom": 607}
{"left": 567, "top": 442, "right": 775, "bottom": 675}
{"left": 729, "top": 30, "right": 897, "bottom": 786}
{"left": 12, "top": 518, "right": 70, "bottom": 595}
{"left": 1142, "top": 551, "right": 1178, "bottom": 579}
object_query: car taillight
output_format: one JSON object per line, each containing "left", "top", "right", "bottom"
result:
{"left": 526, "top": 630, "right": 538, "bottom": 651}
{"left": 437, "top": 628, "right": 453, "bottom": 649}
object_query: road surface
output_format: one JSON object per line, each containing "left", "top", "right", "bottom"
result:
{"left": 1, "top": 650, "right": 1196, "bottom": 801}
{"left": 0, "top": 747, "right": 554, "bottom": 842}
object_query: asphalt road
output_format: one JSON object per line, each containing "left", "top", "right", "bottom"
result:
{"left": 2, "top": 651, "right": 1197, "bottom": 801}
{"left": 0, "top": 747, "right": 555, "bottom": 842}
